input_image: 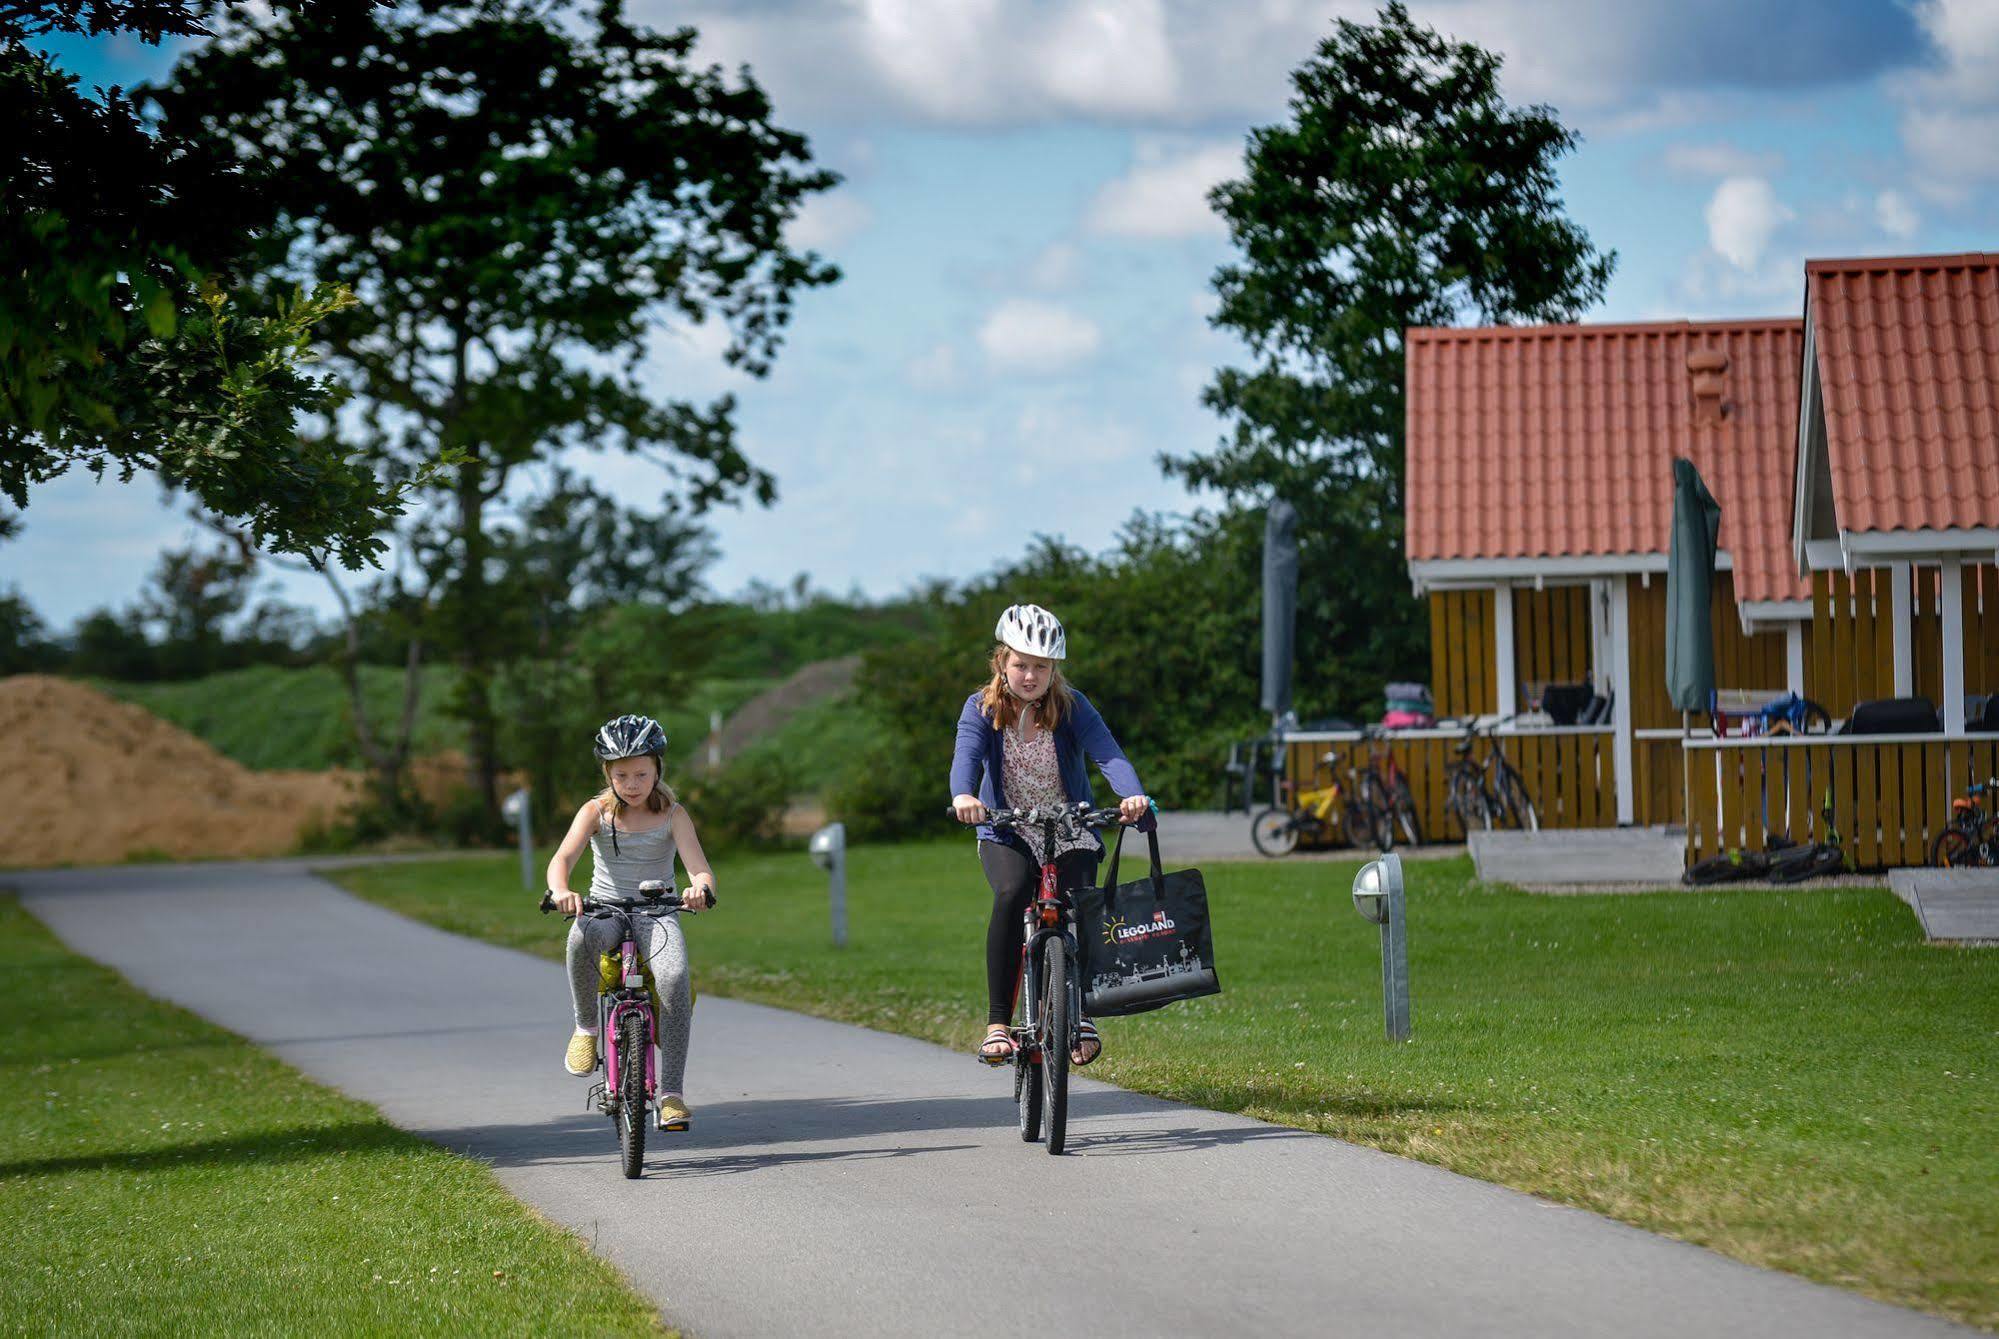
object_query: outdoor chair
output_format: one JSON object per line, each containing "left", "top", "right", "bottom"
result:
{"left": 1838, "top": 696, "right": 1941, "bottom": 735}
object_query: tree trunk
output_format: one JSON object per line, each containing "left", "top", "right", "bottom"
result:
{"left": 455, "top": 455, "right": 501, "bottom": 823}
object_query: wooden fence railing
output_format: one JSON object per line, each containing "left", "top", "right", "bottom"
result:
{"left": 1683, "top": 734, "right": 1999, "bottom": 870}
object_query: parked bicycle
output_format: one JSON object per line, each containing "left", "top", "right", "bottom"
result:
{"left": 1359, "top": 725, "right": 1423, "bottom": 848}
{"left": 1443, "top": 716, "right": 1540, "bottom": 835}
{"left": 1931, "top": 778, "right": 1999, "bottom": 868}
{"left": 982, "top": 801, "right": 1127, "bottom": 1155}
{"left": 540, "top": 879, "right": 712, "bottom": 1178}
{"left": 1249, "top": 753, "right": 1349, "bottom": 857}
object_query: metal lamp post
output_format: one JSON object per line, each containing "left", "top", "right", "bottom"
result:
{"left": 501, "top": 787, "right": 533, "bottom": 891}
{"left": 1351, "top": 853, "right": 1410, "bottom": 1041}
{"left": 808, "top": 821, "right": 847, "bottom": 948}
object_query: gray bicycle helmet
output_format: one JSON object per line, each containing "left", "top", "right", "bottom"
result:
{"left": 593, "top": 713, "right": 667, "bottom": 761}
{"left": 995, "top": 603, "right": 1066, "bottom": 659}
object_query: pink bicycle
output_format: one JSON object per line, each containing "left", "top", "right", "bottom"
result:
{"left": 539, "top": 879, "right": 712, "bottom": 1178}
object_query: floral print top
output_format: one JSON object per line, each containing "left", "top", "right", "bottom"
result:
{"left": 1001, "top": 718, "right": 1097, "bottom": 864}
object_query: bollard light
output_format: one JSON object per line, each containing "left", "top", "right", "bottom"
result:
{"left": 1351, "top": 854, "right": 1410, "bottom": 1041}
{"left": 502, "top": 787, "right": 533, "bottom": 891}
{"left": 808, "top": 821, "right": 847, "bottom": 947}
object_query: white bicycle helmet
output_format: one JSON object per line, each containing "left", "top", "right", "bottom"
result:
{"left": 995, "top": 603, "right": 1066, "bottom": 660}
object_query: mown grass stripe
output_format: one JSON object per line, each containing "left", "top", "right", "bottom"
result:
{"left": 0, "top": 894, "right": 669, "bottom": 1337}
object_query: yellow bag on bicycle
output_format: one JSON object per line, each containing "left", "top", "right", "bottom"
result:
{"left": 596, "top": 953, "right": 692, "bottom": 1016}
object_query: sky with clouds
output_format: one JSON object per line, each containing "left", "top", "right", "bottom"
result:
{"left": 11, "top": 0, "right": 1998, "bottom": 629}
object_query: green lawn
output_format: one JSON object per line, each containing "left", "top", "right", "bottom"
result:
{"left": 0, "top": 895, "right": 667, "bottom": 1337}
{"left": 331, "top": 841, "right": 1999, "bottom": 1331}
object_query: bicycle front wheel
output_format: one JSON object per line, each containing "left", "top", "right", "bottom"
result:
{"left": 1391, "top": 776, "right": 1424, "bottom": 847}
{"left": 1041, "top": 937, "right": 1071, "bottom": 1156}
{"left": 1250, "top": 806, "right": 1300, "bottom": 857}
{"left": 1016, "top": 956, "right": 1042, "bottom": 1142}
{"left": 617, "top": 1011, "right": 647, "bottom": 1179}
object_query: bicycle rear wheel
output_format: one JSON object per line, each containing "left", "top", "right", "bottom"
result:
{"left": 616, "top": 1011, "right": 647, "bottom": 1179}
{"left": 1932, "top": 828, "right": 1975, "bottom": 867}
{"left": 1041, "top": 937, "right": 1071, "bottom": 1156}
{"left": 1249, "top": 806, "right": 1300, "bottom": 857}
{"left": 1498, "top": 766, "right": 1539, "bottom": 833}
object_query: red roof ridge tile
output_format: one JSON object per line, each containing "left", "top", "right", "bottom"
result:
{"left": 1407, "top": 316, "right": 1797, "bottom": 343}
{"left": 1806, "top": 252, "right": 1999, "bottom": 276}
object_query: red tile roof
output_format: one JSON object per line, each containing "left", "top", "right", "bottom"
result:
{"left": 1405, "top": 318, "right": 1808, "bottom": 604}
{"left": 1806, "top": 253, "right": 1999, "bottom": 536}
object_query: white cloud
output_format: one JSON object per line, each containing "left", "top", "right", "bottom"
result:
{"left": 1894, "top": 0, "right": 1999, "bottom": 193}
{"left": 1875, "top": 189, "right": 1921, "bottom": 239}
{"left": 978, "top": 299, "right": 1102, "bottom": 373}
{"left": 1014, "top": 400, "right": 1142, "bottom": 468}
{"left": 1661, "top": 142, "right": 1784, "bottom": 179}
{"left": 905, "top": 342, "right": 962, "bottom": 391}
{"left": 788, "top": 191, "right": 874, "bottom": 251}
{"left": 1026, "top": 241, "right": 1083, "bottom": 291}
{"left": 1704, "top": 176, "right": 1793, "bottom": 270}
{"left": 852, "top": 0, "right": 1179, "bottom": 123}
{"left": 1086, "top": 141, "right": 1238, "bottom": 239}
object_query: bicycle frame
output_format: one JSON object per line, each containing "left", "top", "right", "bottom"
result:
{"left": 597, "top": 925, "right": 657, "bottom": 1112}
{"left": 1020, "top": 868, "right": 1079, "bottom": 1018}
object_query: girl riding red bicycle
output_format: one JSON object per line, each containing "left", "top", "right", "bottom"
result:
{"left": 948, "top": 604, "right": 1152, "bottom": 1069}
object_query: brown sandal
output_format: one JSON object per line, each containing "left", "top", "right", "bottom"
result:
{"left": 978, "top": 1024, "right": 1016, "bottom": 1065}
{"left": 1070, "top": 1019, "right": 1102, "bottom": 1066}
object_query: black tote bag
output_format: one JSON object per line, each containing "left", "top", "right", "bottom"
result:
{"left": 1074, "top": 825, "right": 1221, "bottom": 1017}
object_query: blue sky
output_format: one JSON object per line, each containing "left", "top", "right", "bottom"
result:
{"left": 11, "top": 0, "right": 1998, "bottom": 629}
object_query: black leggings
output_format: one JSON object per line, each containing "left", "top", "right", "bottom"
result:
{"left": 979, "top": 840, "right": 1099, "bottom": 1025}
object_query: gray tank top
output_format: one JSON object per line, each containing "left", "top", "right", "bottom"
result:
{"left": 588, "top": 805, "right": 680, "bottom": 901}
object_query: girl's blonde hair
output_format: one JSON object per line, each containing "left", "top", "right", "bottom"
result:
{"left": 594, "top": 753, "right": 677, "bottom": 825}
{"left": 979, "top": 643, "right": 1072, "bottom": 734}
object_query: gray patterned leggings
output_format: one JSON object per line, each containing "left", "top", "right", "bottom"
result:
{"left": 567, "top": 910, "right": 693, "bottom": 1095}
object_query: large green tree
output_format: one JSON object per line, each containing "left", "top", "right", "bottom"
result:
{"left": 1172, "top": 2, "right": 1614, "bottom": 713}
{"left": 160, "top": 0, "right": 840, "bottom": 821}
{"left": 1, "top": 1, "right": 409, "bottom": 566}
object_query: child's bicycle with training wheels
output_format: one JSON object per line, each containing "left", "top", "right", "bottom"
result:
{"left": 539, "top": 879, "right": 713, "bottom": 1179}
{"left": 974, "top": 801, "right": 1128, "bottom": 1156}
{"left": 1249, "top": 752, "right": 1350, "bottom": 857}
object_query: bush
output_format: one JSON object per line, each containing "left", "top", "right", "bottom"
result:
{"left": 680, "top": 753, "right": 791, "bottom": 852}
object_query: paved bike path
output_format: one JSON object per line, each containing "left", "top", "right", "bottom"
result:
{"left": 14, "top": 860, "right": 1970, "bottom": 1339}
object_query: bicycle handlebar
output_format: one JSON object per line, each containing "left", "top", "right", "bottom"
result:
{"left": 947, "top": 800, "right": 1129, "bottom": 835}
{"left": 539, "top": 878, "right": 714, "bottom": 918}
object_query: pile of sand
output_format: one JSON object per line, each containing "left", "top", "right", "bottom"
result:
{"left": 0, "top": 675, "right": 360, "bottom": 867}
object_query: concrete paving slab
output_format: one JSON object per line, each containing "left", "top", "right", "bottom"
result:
{"left": 1889, "top": 868, "right": 1999, "bottom": 944}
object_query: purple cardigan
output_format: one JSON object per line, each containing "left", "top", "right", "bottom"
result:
{"left": 949, "top": 688, "right": 1152, "bottom": 848}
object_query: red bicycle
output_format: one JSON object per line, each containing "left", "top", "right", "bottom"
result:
{"left": 979, "top": 802, "right": 1127, "bottom": 1156}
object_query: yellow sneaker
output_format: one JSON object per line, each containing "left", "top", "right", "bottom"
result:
{"left": 564, "top": 1030, "right": 597, "bottom": 1076}
{"left": 656, "top": 1094, "right": 691, "bottom": 1132}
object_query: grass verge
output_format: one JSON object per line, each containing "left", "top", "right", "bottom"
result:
{"left": 0, "top": 894, "right": 667, "bottom": 1337}
{"left": 330, "top": 842, "right": 1999, "bottom": 1331}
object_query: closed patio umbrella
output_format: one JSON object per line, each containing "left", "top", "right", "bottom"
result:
{"left": 1665, "top": 458, "right": 1720, "bottom": 714}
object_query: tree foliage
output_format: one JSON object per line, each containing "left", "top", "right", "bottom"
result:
{"left": 158, "top": 0, "right": 841, "bottom": 819}
{"left": 0, "top": 2, "right": 411, "bottom": 564}
{"left": 1169, "top": 2, "right": 1614, "bottom": 697}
